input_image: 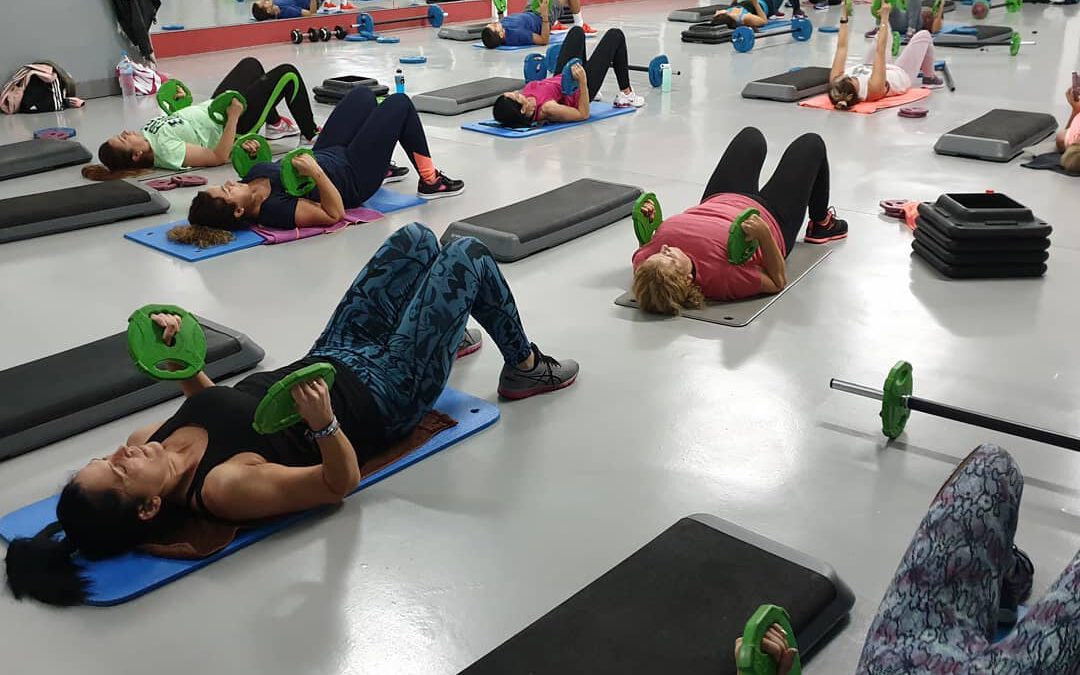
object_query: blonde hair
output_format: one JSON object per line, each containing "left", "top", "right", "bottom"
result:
{"left": 1062, "top": 144, "right": 1080, "bottom": 174}
{"left": 632, "top": 258, "right": 705, "bottom": 315}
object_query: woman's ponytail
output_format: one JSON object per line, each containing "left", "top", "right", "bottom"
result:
{"left": 81, "top": 141, "right": 153, "bottom": 181}
{"left": 5, "top": 522, "right": 88, "bottom": 606}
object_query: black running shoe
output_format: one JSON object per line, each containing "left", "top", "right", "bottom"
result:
{"left": 999, "top": 545, "right": 1035, "bottom": 625}
{"left": 417, "top": 171, "right": 464, "bottom": 200}
{"left": 497, "top": 343, "right": 579, "bottom": 400}
{"left": 805, "top": 207, "right": 849, "bottom": 244}
{"left": 383, "top": 162, "right": 409, "bottom": 184}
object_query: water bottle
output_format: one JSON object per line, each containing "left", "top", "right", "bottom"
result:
{"left": 118, "top": 51, "right": 136, "bottom": 98}
{"left": 394, "top": 68, "right": 405, "bottom": 95}
{"left": 660, "top": 63, "right": 672, "bottom": 93}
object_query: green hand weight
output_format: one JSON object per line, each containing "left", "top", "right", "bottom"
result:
{"left": 281, "top": 147, "right": 317, "bottom": 196}
{"left": 736, "top": 605, "right": 803, "bottom": 675}
{"left": 156, "top": 79, "right": 193, "bottom": 115}
{"left": 727, "top": 208, "right": 760, "bottom": 265}
{"left": 633, "top": 192, "right": 663, "bottom": 245}
{"left": 871, "top": 0, "right": 907, "bottom": 19}
{"left": 127, "top": 304, "right": 207, "bottom": 381}
{"left": 253, "top": 362, "right": 338, "bottom": 434}
{"left": 881, "top": 360, "right": 913, "bottom": 439}
{"left": 208, "top": 90, "right": 247, "bottom": 125}
{"left": 892, "top": 31, "right": 901, "bottom": 57}
{"left": 230, "top": 133, "right": 272, "bottom": 178}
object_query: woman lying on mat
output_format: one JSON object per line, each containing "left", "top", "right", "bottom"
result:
{"left": 1055, "top": 86, "right": 1080, "bottom": 173}
{"left": 482, "top": 0, "right": 555, "bottom": 48}
{"left": 188, "top": 87, "right": 462, "bottom": 235}
{"left": 741, "top": 444, "right": 1080, "bottom": 674}
{"left": 709, "top": 0, "right": 770, "bottom": 29}
{"left": 251, "top": 0, "right": 322, "bottom": 20}
{"left": 83, "top": 57, "right": 319, "bottom": 180}
{"left": 491, "top": 26, "right": 644, "bottom": 126}
{"left": 631, "top": 127, "right": 847, "bottom": 314}
{"left": 4, "top": 223, "right": 579, "bottom": 606}
{"left": 826, "top": 1, "right": 943, "bottom": 111}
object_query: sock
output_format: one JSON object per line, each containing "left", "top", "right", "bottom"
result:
{"left": 573, "top": 12, "right": 583, "bottom": 25}
{"left": 412, "top": 152, "right": 438, "bottom": 184}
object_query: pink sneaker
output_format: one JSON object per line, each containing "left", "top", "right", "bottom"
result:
{"left": 265, "top": 116, "right": 300, "bottom": 140}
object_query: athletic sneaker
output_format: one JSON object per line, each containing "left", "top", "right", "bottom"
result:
{"left": 417, "top": 172, "right": 464, "bottom": 200}
{"left": 581, "top": 22, "right": 599, "bottom": 35}
{"left": 339, "top": 1, "right": 356, "bottom": 8}
{"left": 999, "top": 545, "right": 1035, "bottom": 625}
{"left": 318, "top": 1, "right": 339, "bottom": 13}
{"left": 613, "top": 90, "right": 646, "bottom": 108}
{"left": 383, "top": 162, "right": 410, "bottom": 184}
{"left": 457, "top": 328, "right": 482, "bottom": 359}
{"left": 497, "top": 344, "right": 579, "bottom": 400}
{"left": 804, "top": 207, "right": 849, "bottom": 244}
{"left": 921, "top": 75, "right": 945, "bottom": 89}
{"left": 551, "top": 20, "right": 568, "bottom": 31}
{"left": 813, "top": 1, "right": 829, "bottom": 10}
{"left": 865, "top": 27, "right": 880, "bottom": 38}
{"left": 265, "top": 116, "right": 300, "bottom": 140}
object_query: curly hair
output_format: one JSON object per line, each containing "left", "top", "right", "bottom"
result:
{"left": 631, "top": 258, "right": 705, "bottom": 316}
{"left": 167, "top": 224, "right": 236, "bottom": 248}
{"left": 1062, "top": 144, "right": 1080, "bottom": 174}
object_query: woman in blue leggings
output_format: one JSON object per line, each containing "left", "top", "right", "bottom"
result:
{"left": 5, "top": 224, "right": 578, "bottom": 606}
{"left": 743, "top": 444, "right": 1080, "bottom": 673}
{"left": 189, "top": 87, "right": 464, "bottom": 232}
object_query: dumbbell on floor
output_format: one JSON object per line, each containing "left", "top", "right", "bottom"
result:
{"left": 628, "top": 55, "right": 680, "bottom": 88}
{"left": 290, "top": 25, "right": 349, "bottom": 43}
{"left": 732, "top": 18, "right": 814, "bottom": 53}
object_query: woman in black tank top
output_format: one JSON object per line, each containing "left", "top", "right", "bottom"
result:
{"left": 5, "top": 223, "right": 580, "bottom": 606}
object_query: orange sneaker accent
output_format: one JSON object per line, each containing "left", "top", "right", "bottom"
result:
{"left": 551, "top": 20, "right": 567, "bottom": 30}
{"left": 339, "top": 1, "right": 355, "bottom": 8}
{"left": 582, "top": 22, "right": 598, "bottom": 34}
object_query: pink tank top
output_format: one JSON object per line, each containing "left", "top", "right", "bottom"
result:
{"left": 522, "top": 75, "right": 581, "bottom": 121}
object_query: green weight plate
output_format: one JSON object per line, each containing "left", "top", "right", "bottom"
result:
{"left": 633, "top": 192, "right": 663, "bottom": 245}
{"left": 156, "top": 79, "right": 193, "bottom": 115}
{"left": 253, "top": 362, "right": 338, "bottom": 434}
{"left": 1009, "top": 31, "right": 1021, "bottom": 56}
{"left": 892, "top": 31, "right": 901, "bottom": 57}
{"left": 281, "top": 147, "right": 317, "bottom": 196}
{"left": 727, "top": 208, "right": 760, "bottom": 265}
{"left": 208, "top": 90, "right": 247, "bottom": 125}
{"left": 231, "top": 133, "right": 272, "bottom": 178}
{"left": 880, "top": 360, "right": 913, "bottom": 439}
{"left": 736, "top": 604, "right": 803, "bottom": 675}
{"left": 127, "top": 304, "right": 207, "bottom": 381}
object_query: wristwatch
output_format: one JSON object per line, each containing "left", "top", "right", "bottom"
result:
{"left": 306, "top": 416, "right": 340, "bottom": 441}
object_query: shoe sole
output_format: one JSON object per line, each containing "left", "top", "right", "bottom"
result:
{"left": 418, "top": 185, "right": 465, "bottom": 201}
{"left": 804, "top": 232, "right": 848, "bottom": 244}
{"left": 456, "top": 341, "right": 482, "bottom": 359}
{"left": 497, "top": 373, "right": 578, "bottom": 400}
{"left": 265, "top": 131, "right": 300, "bottom": 141}
{"left": 383, "top": 173, "right": 409, "bottom": 185}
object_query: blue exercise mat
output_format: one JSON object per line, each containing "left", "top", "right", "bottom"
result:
{"left": 124, "top": 221, "right": 264, "bottom": 262}
{"left": 472, "top": 30, "right": 570, "bottom": 51}
{"left": 938, "top": 23, "right": 978, "bottom": 35}
{"left": 363, "top": 186, "right": 425, "bottom": 213}
{"left": 0, "top": 388, "right": 498, "bottom": 606}
{"left": 462, "top": 102, "right": 636, "bottom": 138}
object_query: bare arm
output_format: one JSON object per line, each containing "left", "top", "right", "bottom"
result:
{"left": 541, "top": 101, "right": 589, "bottom": 122}
{"left": 746, "top": 215, "right": 786, "bottom": 292}
{"left": 182, "top": 99, "right": 242, "bottom": 168}
{"left": 931, "top": 0, "right": 945, "bottom": 32}
{"left": 744, "top": 0, "right": 769, "bottom": 27}
{"left": 532, "top": 0, "right": 551, "bottom": 44}
{"left": 302, "top": 0, "right": 316, "bottom": 16}
{"left": 866, "top": 6, "right": 891, "bottom": 100}
{"left": 829, "top": 3, "right": 851, "bottom": 80}
{"left": 148, "top": 312, "right": 216, "bottom": 398}
{"left": 290, "top": 153, "right": 346, "bottom": 226}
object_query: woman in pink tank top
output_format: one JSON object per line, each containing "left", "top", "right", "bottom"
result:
{"left": 491, "top": 26, "right": 644, "bottom": 127}
{"left": 1055, "top": 85, "right": 1080, "bottom": 173}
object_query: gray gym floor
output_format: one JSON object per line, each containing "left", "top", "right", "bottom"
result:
{"left": 2, "top": 1, "right": 1079, "bottom": 672}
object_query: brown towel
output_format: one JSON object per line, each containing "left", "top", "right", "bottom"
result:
{"left": 138, "top": 411, "right": 458, "bottom": 560}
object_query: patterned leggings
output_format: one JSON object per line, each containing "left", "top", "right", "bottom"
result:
{"left": 308, "top": 223, "right": 532, "bottom": 440}
{"left": 857, "top": 444, "right": 1080, "bottom": 674}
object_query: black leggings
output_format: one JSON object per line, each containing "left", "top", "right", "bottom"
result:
{"left": 313, "top": 87, "right": 433, "bottom": 200}
{"left": 702, "top": 127, "right": 831, "bottom": 254}
{"left": 554, "top": 26, "right": 631, "bottom": 101}
{"left": 212, "top": 57, "right": 318, "bottom": 139}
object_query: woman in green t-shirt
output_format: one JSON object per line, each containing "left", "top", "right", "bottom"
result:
{"left": 84, "top": 58, "right": 318, "bottom": 180}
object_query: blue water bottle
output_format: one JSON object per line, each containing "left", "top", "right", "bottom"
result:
{"left": 394, "top": 68, "right": 405, "bottom": 94}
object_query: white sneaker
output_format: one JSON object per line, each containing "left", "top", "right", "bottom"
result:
{"left": 613, "top": 90, "right": 645, "bottom": 108}
{"left": 265, "top": 116, "right": 300, "bottom": 140}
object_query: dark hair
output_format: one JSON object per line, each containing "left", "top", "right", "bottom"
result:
{"left": 5, "top": 481, "right": 180, "bottom": 606}
{"left": 81, "top": 140, "right": 153, "bottom": 181}
{"left": 827, "top": 77, "right": 859, "bottom": 110}
{"left": 480, "top": 26, "right": 503, "bottom": 49}
{"left": 252, "top": 3, "right": 274, "bottom": 20}
{"left": 493, "top": 95, "right": 533, "bottom": 128}
{"left": 712, "top": 12, "right": 737, "bottom": 28}
{"left": 188, "top": 191, "right": 247, "bottom": 231}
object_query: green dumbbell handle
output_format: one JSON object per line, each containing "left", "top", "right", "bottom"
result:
{"left": 736, "top": 605, "right": 802, "bottom": 675}
{"left": 127, "top": 304, "right": 207, "bottom": 381}
{"left": 892, "top": 31, "right": 902, "bottom": 57}
{"left": 252, "top": 362, "right": 338, "bottom": 434}
{"left": 871, "top": 0, "right": 907, "bottom": 18}
{"left": 633, "top": 192, "right": 663, "bottom": 245}
{"left": 727, "top": 208, "right": 760, "bottom": 265}
{"left": 231, "top": 133, "right": 273, "bottom": 178}
{"left": 281, "top": 148, "right": 318, "bottom": 196}
{"left": 241, "top": 72, "right": 301, "bottom": 136}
